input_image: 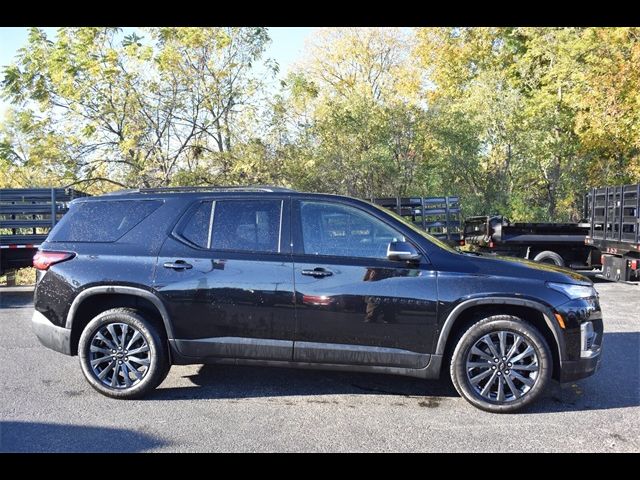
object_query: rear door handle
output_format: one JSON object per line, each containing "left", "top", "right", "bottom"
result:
{"left": 301, "top": 268, "right": 333, "bottom": 278}
{"left": 163, "top": 260, "right": 193, "bottom": 270}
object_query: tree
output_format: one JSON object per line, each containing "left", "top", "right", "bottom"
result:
{"left": 0, "top": 108, "right": 81, "bottom": 188}
{"left": 2, "top": 27, "right": 273, "bottom": 190}
{"left": 570, "top": 28, "right": 640, "bottom": 184}
{"left": 2, "top": 27, "right": 638, "bottom": 221}
{"left": 274, "top": 28, "right": 433, "bottom": 198}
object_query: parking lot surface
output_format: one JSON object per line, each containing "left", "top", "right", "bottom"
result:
{"left": 1, "top": 281, "right": 638, "bottom": 452}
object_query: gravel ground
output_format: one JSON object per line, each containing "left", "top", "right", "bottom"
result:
{"left": 0, "top": 280, "right": 638, "bottom": 452}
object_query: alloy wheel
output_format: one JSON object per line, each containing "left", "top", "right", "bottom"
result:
{"left": 88, "top": 322, "right": 151, "bottom": 389}
{"left": 465, "top": 330, "right": 540, "bottom": 403}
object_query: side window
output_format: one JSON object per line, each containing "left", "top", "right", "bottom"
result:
{"left": 181, "top": 201, "right": 213, "bottom": 248}
{"left": 300, "top": 201, "right": 404, "bottom": 259}
{"left": 48, "top": 200, "right": 162, "bottom": 243}
{"left": 211, "top": 200, "right": 282, "bottom": 253}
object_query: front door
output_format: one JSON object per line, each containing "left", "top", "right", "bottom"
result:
{"left": 154, "top": 196, "right": 295, "bottom": 361}
{"left": 291, "top": 200, "right": 438, "bottom": 368}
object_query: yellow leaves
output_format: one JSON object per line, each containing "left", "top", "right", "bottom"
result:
{"left": 300, "top": 27, "right": 413, "bottom": 104}
{"left": 177, "top": 28, "right": 208, "bottom": 49}
{"left": 139, "top": 45, "right": 154, "bottom": 62}
{"left": 157, "top": 45, "right": 181, "bottom": 71}
{"left": 627, "top": 156, "right": 640, "bottom": 181}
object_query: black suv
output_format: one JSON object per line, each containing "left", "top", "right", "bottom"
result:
{"left": 31, "top": 187, "right": 603, "bottom": 412}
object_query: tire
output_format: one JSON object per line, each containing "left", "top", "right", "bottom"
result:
{"left": 533, "top": 250, "right": 565, "bottom": 267}
{"left": 78, "top": 308, "right": 170, "bottom": 399}
{"left": 450, "top": 315, "right": 552, "bottom": 413}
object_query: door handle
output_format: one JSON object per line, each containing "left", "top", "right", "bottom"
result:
{"left": 163, "top": 260, "right": 193, "bottom": 270}
{"left": 301, "top": 268, "right": 333, "bottom": 278}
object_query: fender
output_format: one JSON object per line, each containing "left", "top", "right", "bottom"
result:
{"left": 435, "top": 296, "right": 566, "bottom": 362}
{"left": 65, "top": 285, "right": 175, "bottom": 340}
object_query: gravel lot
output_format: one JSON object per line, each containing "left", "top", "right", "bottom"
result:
{"left": 1, "top": 280, "right": 638, "bottom": 452}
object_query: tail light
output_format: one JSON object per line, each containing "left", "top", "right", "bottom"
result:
{"left": 459, "top": 239, "right": 465, "bottom": 246}
{"left": 630, "top": 260, "right": 638, "bottom": 270}
{"left": 489, "top": 241, "right": 494, "bottom": 248}
{"left": 601, "top": 254, "right": 605, "bottom": 265}
{"left": 33, "top": 251, "right": 75, "bottom": 271}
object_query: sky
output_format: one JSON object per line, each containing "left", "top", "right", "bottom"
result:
{"left": 0, "top": 27, "right": 318, "bottom": 119}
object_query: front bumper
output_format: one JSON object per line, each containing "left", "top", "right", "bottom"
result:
{"left": 559, "top": 350, "right": 602, "bottom": 382}
{"left": 32, "top": 310, "right": 72, "bottom": 355}
{"left": 554, "top": 295, "right": 603, "bottom": 383}
{"left": 558, "top": 317, "right": 603, "bottom": 383}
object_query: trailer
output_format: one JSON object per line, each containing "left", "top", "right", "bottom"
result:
{"left": 370, "top": 196, "right": 462, "bottom": 246}
{"left": 462, "top": 215, "right": 601, "bottom": 269}
{"left": 585, "top": 183, "right": 640, "bottom": 282}
{"left": 0, "top": 188, "right": 88, "bottom": 277}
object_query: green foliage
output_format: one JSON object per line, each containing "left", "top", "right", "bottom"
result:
{"left": 414, "top": 27, "right": 640, "bottom": 221}
{"left": 1, "top": 27, "right": 639, "bottom": 221}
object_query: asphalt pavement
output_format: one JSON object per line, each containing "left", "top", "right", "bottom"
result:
{"left": 0, "top": 281, "right": 638, "bottom": 452}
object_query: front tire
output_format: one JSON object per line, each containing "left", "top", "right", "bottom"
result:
{"left": 78, "top": 308, "right": 170, "bottom": 399}
{"left": 450, "top": 315, "right": 552, "bottom": 413}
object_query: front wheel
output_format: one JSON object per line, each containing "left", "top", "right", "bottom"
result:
{"left": 450, "top": 316, "right": 552, "bottom": 413}
{"left": 78, "top": 308, "right": 170, "bottom": 399}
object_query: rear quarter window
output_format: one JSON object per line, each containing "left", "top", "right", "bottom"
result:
{"left": 48, "top": 200, "right": 162, "bottom": 242}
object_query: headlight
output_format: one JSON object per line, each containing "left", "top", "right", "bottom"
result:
{"left": 546, "top": 282, "right": 597, "bottom": 299}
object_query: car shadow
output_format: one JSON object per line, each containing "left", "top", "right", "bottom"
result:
{"left": 153, "top": 332, "right": 639, "bottom": 413}
{"left": 0, "top": 421, "right": 167, "bottom": 452}
{"left": 154, "top": 363, "right": 459, "bottom": 402}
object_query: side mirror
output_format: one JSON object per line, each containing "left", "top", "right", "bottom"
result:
{"left": 387, "top": 241, "right": 421, "bottom": 262}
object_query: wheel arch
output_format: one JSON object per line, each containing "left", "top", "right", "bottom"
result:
{"left": 436, "top": 297, "right": 565, "bottom": 379}
{"left": 66, "top": 286, "right": 174, "bottom": 356}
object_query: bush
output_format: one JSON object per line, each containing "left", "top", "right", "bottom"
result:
{"left": 0, "top": 267, "right": 36, "bottom": 286}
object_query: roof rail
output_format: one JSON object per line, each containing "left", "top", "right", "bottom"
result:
{"left": 102, "top": 189, "right": 139, "bottom": 196}
{"left": 104, "top": 185, "right": 296, "bottom": 195}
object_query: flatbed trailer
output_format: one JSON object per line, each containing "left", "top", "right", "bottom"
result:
{"left": 462, "top": 215, "right": 601, "bottom": 269}
{"left": 585, "top": 183, "right": 640, "bottom": 282}
{"left": 370, "top": 196, "right": 462, "bottom": 246}
{"left": 0, "top": 188, "right": 88, "bottom": 275}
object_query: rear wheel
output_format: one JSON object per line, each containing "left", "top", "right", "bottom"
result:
{"left": 450, "top": 315, "right": 552, "bottom": 413}
{"left": 78, "top": 308, "right": 170, "bottom": 399}
{"left": 533, "top": 250, "right": 565, "bottom": 267}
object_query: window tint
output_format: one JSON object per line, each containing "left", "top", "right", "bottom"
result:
{"left": 211, "top": 200, "right": 281, "bottom": 253}
{"left": 300, "top": 201, "right": 403, "bottom": 258}
{"left": 48, "top": 200, "right": 162, "bottom": 242}
{"left": 181, "top": 201, "right": 212, "bottom": 248}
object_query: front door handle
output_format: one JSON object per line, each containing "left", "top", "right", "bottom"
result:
{"left": 301, "top": 268, "right": 333, "bottom": 278}
{"left": 163, "top": 260, "right": 193, "bottom": 270}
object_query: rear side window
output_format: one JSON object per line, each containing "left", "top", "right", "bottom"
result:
{"left": 181, "top": 201, "right": 213, "bottom": 248}
{"left": 211, "top": 200, "right": 282, "bottom": 253}
{"left": 48, "top": 200, "right": 162, "bottom": 242}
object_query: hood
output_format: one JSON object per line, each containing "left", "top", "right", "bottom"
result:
{"left": 454, "top": 252, "right": 592, "bottom": 286}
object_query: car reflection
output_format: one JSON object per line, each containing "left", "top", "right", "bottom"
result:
{"left": 363, "top": 267, "right": 396, "bottom": 323}
{"left": 298, "top": 267, "right": 433, "bottom": 323}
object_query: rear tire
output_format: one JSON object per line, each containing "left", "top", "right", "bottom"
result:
{"left": 78, "top": 308, "right": 170, "bottom": 399}
{"left": 450, "top": 315, "right": 552, "bottom": 413}
{"left": 533, "top": 250, "right": 565, "bottom": 267}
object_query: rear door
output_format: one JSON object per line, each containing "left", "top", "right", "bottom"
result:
{"left": 291, "top": 199, "right": 438, "bottom": 368}
{"left": 154, "top": 196, "right": 295, "bottom": 361}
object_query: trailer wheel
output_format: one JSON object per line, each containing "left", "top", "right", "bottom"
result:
{"left": 533, "top": 251, "right": 565, "bottom": 267}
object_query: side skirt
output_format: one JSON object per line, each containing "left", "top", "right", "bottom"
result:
{"left": 170, "top": 339, "right": 442, "bottom": 380}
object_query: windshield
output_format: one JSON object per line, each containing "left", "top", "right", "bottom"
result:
{"left": 368, "top": 202, "right": 461, "bottom": 254}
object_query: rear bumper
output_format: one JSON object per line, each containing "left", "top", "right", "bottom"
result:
{"left": 32, "top": 310, "right": 72, "bottom": 355}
